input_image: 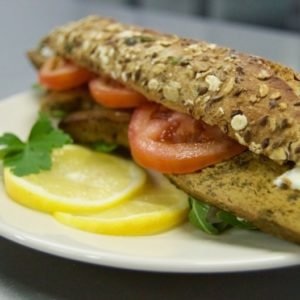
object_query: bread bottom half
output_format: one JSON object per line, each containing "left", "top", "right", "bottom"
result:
{"left": 41, "top": 90, "right": 300, "bottom": 244}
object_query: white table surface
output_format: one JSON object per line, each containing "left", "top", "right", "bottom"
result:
{"left": 0, "top": 0, "right": 300, "bottom": 299}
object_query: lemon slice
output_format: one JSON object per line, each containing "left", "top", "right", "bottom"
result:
{"left": 4, "top": 145, "right": 146, "bottom": 213}
{"left": 54, "top": 172, "right": 189, "bottom": 235}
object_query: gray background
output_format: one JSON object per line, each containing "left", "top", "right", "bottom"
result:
{"left": 87, "top": 0, "right": 300, "bottom": 32}
{"left": 1, "top": 0, "right": 300, "bottom": 299}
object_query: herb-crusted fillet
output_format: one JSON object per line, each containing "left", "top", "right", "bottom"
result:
{"left": 40, "top": 15, "right": 300, "bottom": 164}
{"left": 59, "top": 109, "right": 130, "bottom": 147}
{"left": 169, "top": 152, "right": 300, "bottom": 244}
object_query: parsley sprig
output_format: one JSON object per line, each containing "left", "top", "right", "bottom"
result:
{"left": 0, "top": 114, "right": 72, "bottom": 176}
{"left": 31, "top": 83, "right": 47, "bottom": 94}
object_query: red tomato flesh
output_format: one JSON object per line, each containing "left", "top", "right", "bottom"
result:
{"left": 128, "top": 104, "right": 246, "bottom": 174}
{"left": 89, "top": 77, "right": 147, "bottom": 108}
{"left": 39, "top": 57, "right": 94, "bottom": 91}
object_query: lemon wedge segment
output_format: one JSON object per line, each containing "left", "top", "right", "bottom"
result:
{"left": 54, "top": 172, "right": 189, "bottom": 235}
{"left": 4, "top": 145, "right": 146, "bottom": 213}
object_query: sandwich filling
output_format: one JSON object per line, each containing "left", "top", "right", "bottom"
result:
{"left": 36, "top": 54, "right": 300, "bottom": 188}
{"left": 38, "top": 56, "right": 245, "bottom": 174}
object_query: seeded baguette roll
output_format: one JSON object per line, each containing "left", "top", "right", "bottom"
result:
{"left": 39, "top": 15, "right": 300, "bottom": 164}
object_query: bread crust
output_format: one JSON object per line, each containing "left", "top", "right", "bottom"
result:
{"left": 40, "top": 16, "right": 300, "bottom": 164}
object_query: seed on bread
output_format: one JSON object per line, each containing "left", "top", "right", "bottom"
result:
{"left": 218, "top": 107, "right": 225, "bottom": 115}
{"left": 259, "top": 115, "right": 269, "bottom": 126}
{"left": 163, "top": 81, "right": 181, "bottom": 101}
{"left": 259, "top": 84, "right": 269, "bottom": 98}
{"left": 197, "top": 82, "right": 208, "bottom": 95}
{"left": 205, "top": 75, "right": 222, "bottom": 92}
{"left": 269, "top": 99, "right": 278, "bottom": 109}
{"left": 222, "top": 77, "right": 235, "bottom": 95}
{"left": 279, "top": 102, "right": 288, "bottom": 111}
{"left": 249, "top": 95, "right": 258, "bottom": 104}
{"left": 249, "top": 142, "right": 263, "bottom": 154}
{"left": 269, "top": 147, "right": 287, "bottom": 161}
{"left": 257, "top": 69, "right": 272, "bottom": 80}
{"left": 148, "top": 78, "right": 159, "bottom": 90}
{"left": 270, "top": 91, "right": 281, "bottom": 100}
{"left": 231, "top": 113, "right": 248, "bottom": 131}
{"left": 262, "top": 138, "right": 270, "bottom": 149}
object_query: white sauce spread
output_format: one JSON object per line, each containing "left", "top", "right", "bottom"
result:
{"left": 274, "top": 167, "right": 300, "bottom": 190}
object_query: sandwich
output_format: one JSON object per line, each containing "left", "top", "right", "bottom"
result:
{"left": 28, "top": 16, "right": 300, "bottom": 244}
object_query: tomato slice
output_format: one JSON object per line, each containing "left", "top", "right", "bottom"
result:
{"left": 89, "top": 77, "right": 147, "bottom": 108}
{"left": 128, "top": 104, "right": 246, "bottom": 174}
{"left": 39, "top": 57, "right": 94, "bottom": 91}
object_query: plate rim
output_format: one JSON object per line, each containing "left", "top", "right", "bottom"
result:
{"left": 1, "top": 217, "right": 300, "bottom": 273}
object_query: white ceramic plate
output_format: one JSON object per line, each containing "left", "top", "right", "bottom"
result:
{"left": 1, "top": 91, "right": 300, "bottom": 273}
